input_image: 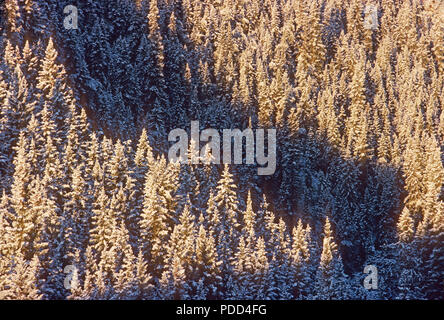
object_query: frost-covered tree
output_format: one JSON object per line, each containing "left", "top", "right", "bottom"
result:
{"left": 214, "top": 165, "right": 240, "bottom": 272}
{"left": 315, "top": 217, "right": 349, "bottom": 299}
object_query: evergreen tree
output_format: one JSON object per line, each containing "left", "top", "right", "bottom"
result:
{"left": 315, "top": 217, "right": 349, "bottom": 299}
{"left": 214, "top": 165, "right": 240, "bottom": 276}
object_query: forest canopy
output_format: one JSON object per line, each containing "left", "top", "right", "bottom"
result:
{"left": 0, "top": 0, "right": 442, "bottom": 300}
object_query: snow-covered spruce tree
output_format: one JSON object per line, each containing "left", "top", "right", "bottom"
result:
{"left": 228, "top": 235, "right": 256, "bottom": 299}
{"left": 37, "top": 171, "right": 65, "bottom": 299}
{"left": 315, "top": 217, "right": 349, "bottom": 300}
{"left": 134, "top": 248, "right": 154, "bottom": 299}
{"left": 1, "top": 253, "right": 41, "bottom": 300}
{"left": 139, "top": 171, "right": 170, "bottom": 278}
{"left": 9, "top": 132, "right": 33, "bottom": 258}
{"left": 111, "top": 221, "right": 138, "bottom": 299}
{"left": 429, "top": 12, "right": 444, "bottom": 75}
{"left": 327, "top": 154, "right": 363, "bottom": 271}
{"left": 161, "top": 202, "right": 195, "bottom": 299}
{"left": 3, "top": 64, "right": 36, "bottom": 153}
{"left": 164, "top": 11, "right": 188, "bottom": 126}
{"left": 253, "top": 237, "right": 272, "bottom": 300}
{"left": 242, "top": 191, "right": 257, "bottom": 250}
{"left": 214, "top": 164, "right": 241, "bottom": 283}
{"left": 127, "top": 128, "right": 154, "bottom": 244}
{"left": 77, "top": 245, "right": 97, "bottom": 299}
{"left": 4, "top": 0, "right": 24, "bottom": 46}
{"left": 295, "top": 0, "right": 326, "bottom": 87}
{"left": 176, "top": 141, "right": 201, "bottom": 218}
{"left": 267, "top": 219, "right": 293, "bottom": 300}
{"left": 36, "top": 37, "right": 74, "bottom": 142}
{"left": 192, "top": 222, "right": 221, "bottom": 299}
{"left": 416, "top": 133, "right": 444, "bottom": 299}
{"left": 0, "top": 191, "right": 13, "bottom": 295}
{"left": 402, "top": 132, "right": 425, "bottom": 223}
{"left": 396, "top": 206, "right": 424, "bottom": 299}
{"left": 89, "top": 186, "right": 116, "bottom": 274}
{"left": 141, "top": 0, "right": 170, "bottom": 147}
{"left": 158, "top": 254, "right": 188, "bottom": 300}
{"left": 62, "top": 163, "right": 89, "bottom": 265}
{"left": 345, "top": 56, "right": 371, "bottom": 161}
{"left": 255, "top": 54, "right": 272, "bottom": 127}
{"left": 289, "top": 220, "right": 312, "bottom": 299}
{"left": 105, "top": 139, "right": 129, "bottom": 197}
{"left": 134, "top": 128, "right": 154, "bottom": 179}
{"left": 195, "top": 145, "right": 220, "bottom": 211}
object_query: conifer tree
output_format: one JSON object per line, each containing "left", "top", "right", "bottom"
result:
{"left": 5, "top": 0, "right": 24, "bottom": 46}
{"left": 315, "top": 217, "right": 349, "bottom": 299}
{"left": 2, "top": 253, "right": 41, "bottom": 300}
{"left": 89, "top": 187, "right": 115, "bottom": 256}
{"left": 9, "top": 132, "right": 33, "bottom": 257}
{"left": 139, "top": 172, "right": 170, "bottom": 277}
{"left": 396, "top": 207, "right": 423, "bottom": 299}
{"left": 63, "top": 163, "right": 89, "bottom": 263}
{"left": 229, "top": 235, "right": 256, "bottom": 299}
{"left": 36, "top": 38, "right": 74, "bottom": 137}
{"left": 290, "top": 220, "right": 311, "bottom": 299}
{"left": 165, "top": 202, "right": 195, "bottom": 277}
{"left": 214, "top": 165, "right": 240, "bottom": 270}
{"left": 193, "top": 223, "right": 221, "bottom": 299}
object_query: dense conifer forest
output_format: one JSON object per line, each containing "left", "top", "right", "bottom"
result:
{"left": 0, "top": 0, "right": 442, "bottom": 300}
